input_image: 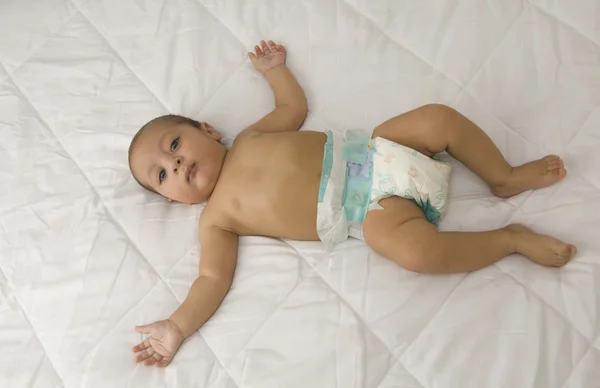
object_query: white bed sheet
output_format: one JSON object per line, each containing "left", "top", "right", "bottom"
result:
{"left": 1, "top": 0, "right": 599, "bottom": 387}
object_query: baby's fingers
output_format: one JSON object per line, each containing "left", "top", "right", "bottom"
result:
{"left": 132, "top": 338, "right": 150, "bottom": 353}
{"left": 134, "top": 348, "right": 154, "bottom": 364}
{"left": 135, "top": 324, "right": 152, "bottom": 335}
{"left": 260, "top": 40, "right": 270, "bottom": 53}
{"left": 143, "top": 352, "right": 163, "bottom": 366}
{"left": 155, "top": 356, "right": 173, "bottom": 368}
{"left": 254, "top": 45, "right": 263, "bottom": 57}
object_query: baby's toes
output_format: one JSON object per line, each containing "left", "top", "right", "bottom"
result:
{"left": 548, "top": 160, "right": 561, "bottom": 170}
{"left": 544, "top": 155, "right": 560, "bottom": 163}
{"left": 543, "top": 157, "right": 566, "bottom": 179}
{"left": 555, "top": 244, "right": 576, "bottom": 266}
{"left": 554, "top": 256, "right": 569, "bottom": 267}
{"left": 544, "top": 155, "right": 561, "bottom": 168}
{"left": 549, "top": 167, "right": 567, "bottom": 179}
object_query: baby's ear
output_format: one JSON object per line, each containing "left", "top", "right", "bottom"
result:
{"left": 204, "top": 123, "right": 222, "bottom": 141}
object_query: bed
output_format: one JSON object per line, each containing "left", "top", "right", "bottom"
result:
{"left": 1, "top": 0, "right": 599, "bottom": 387}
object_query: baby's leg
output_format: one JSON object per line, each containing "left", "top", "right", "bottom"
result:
{"left": 372, "top": 104, "right": 566, "bottom": 197}
{"left": 362, "top": 197, "right": 577, "bottom": 273}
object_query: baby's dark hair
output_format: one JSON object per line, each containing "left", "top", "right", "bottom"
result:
{"left": 128, "top": 114, "right": 202, "bottom": 194}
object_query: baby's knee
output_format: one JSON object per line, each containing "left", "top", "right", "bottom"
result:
{"left": 415, "top": 104, "right": 456, "bottom": 138}
{"left": 396, "top": 241, "right": 444, "bottom": 274}
{"left": 423, "top": 102, "right": 455, "bottom": 120}
{"left": 385, "top": 224, "right": 444, "bottom": 273}
{"left": 419, "top": 103, "right": 455, "bottom": 118}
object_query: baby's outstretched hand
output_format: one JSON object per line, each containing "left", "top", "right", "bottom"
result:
{"left": 249, "top": 40, "right": 287, "bottom": 75}
{"left": 132, "top": 319, "right": 185, "bottom": 367}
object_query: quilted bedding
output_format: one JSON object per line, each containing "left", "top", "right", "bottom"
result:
{"left": 1, "top": 0, "right": 600, "bottom": 387}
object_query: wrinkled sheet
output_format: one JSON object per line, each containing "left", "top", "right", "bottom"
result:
{"left": 1, "top": 0, "right": 599, "bottom": 387}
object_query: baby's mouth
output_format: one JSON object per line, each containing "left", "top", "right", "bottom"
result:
{"left": 187, "top": 163, "right": 196, "bottom": 182}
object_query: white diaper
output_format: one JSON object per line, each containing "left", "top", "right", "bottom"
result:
{"left": 316, "top": 130, "right": 452, "bottom": 249}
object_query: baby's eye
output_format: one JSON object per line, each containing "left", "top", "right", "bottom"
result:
{"left": 159, "top": 169, "right": 166, "bottom": 184}
{"left": 170, "top": 138, "right": 180, "bottom": 152}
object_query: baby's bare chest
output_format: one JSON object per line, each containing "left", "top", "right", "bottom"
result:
{"left": 217, "top": 132, "right": 327, "bottom": 239}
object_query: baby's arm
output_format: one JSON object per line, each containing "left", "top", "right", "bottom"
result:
{"left": 132, "top": 219, "right": 237, "bottom": 367}
{"left": 169, "top": 223, "right": 238, "bottom": 337}
{"left": 245, "top": 40, "right": 307, "bottom": 134}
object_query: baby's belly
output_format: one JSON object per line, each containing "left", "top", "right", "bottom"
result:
{"left": 232, "top": 171, "right": 322, "bottom": 240}
{"left": 227, "top": 131, "right": 327, "bottom": 240}
{"left": 262, "top": 196, "right": 320, "bottom": 240}
{"left": 244, "top": 179, "right": 321, "bottom": 240}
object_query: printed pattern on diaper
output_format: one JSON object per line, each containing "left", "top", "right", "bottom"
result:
{"left": 436, "top": 190, "right": 445, "bottom": 201}
{"left": 371, "top": 172, "right": 398, "bottom": 199}
{"left": 371, "top": 145, "right": 399, "bottom": 199}
{"left": 369, "top": 137, "right": 450, "bottom": 227}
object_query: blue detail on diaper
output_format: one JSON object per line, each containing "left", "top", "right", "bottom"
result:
{"left": 411, "top": 198, "right": 442, "bottom": 226}
{"left": 344, "top": 150, "right": 374, "bottom": 224}
{"left": 318, "top": 129, "right": 373, "bottom": 225}
{"left": 343, "top": 130, "right": 371, "bottom": 163}
{"left": 342, "top": 131, "right": 374, "bottom": 224}
{"left": 318, "top": 131, "right": 335, "bottom": 203}
{"left": 347, "top": 158, "right": 372, "bottom": 179}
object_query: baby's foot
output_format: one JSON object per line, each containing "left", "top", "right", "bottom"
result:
{"left": 505, "top": 224, "right": 577, "bottom": 267}
{"left": 492, "top": 155, "right": 566, "bottom": 198}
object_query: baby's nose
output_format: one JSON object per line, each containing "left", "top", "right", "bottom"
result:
{"left": 173, "top": 157, "right": 182, "bottom": 173}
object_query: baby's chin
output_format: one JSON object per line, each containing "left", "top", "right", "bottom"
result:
{"left": 180, "top": 189, "right": 211, "bottom": 205}
{"left": 194, "top": 174, "right": 219, "bottom": 199}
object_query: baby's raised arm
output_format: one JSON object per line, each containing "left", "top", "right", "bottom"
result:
{"left": 243, "top": 40, "right": 308, "bottom": 135}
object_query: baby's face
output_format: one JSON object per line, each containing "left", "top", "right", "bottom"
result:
{"left": 129, "top": 122, "right": 227, "bottom": 204}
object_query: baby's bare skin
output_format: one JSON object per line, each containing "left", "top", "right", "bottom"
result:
{"left": 129, "top": 40, "right": 576, "bottom": 368}
{"left": 208, "top": 130, "right": 326, "bottom": 240}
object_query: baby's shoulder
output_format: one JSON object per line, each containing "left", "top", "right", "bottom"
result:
{"left": 234, "top": 129, "right": 316, "bottom": 148}
{"left": 199, "top": 199, "right": 235, "bottom": 232}
{"left": 226, "top": 131, "right": 281, "bottom": 160}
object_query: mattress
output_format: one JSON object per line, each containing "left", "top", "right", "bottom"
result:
{"left": 1, "top": 0, "right": 599, "bottom": 387}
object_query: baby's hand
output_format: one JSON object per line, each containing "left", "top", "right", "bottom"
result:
{"left": 248, "top": 40, "right": 287, "bottom": 75}
{"left": 132, "top": 319, "right": 185, "bottom": 367}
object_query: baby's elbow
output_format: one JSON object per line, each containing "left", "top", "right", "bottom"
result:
{"left": 300, "top": 97, "right": 308, "bottom": 114}
{"left": 294, "top": 100, "right": 308, "bottom": 119}
{"left": 289, "top": 106, "right": 307, "bottom": 129}
{"left": 297, "top": 106, "right": 308, "bottom": 122}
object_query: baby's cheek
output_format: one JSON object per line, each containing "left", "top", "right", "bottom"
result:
{"left": 194, "top": 169, "right": 208, "bottom": 186}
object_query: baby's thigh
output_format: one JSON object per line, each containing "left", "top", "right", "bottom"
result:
{"left": 362, "top": 196, "right": 431, "bottom": 261}
{"left": 371, "top": 105, "right": 450, "bottom": 157}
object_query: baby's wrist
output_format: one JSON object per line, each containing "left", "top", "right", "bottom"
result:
{"left": 263, "top": 64, "right": 286, "bottom": 76}
{"left": 167, "top": 317, "right": 186, "bottom": 339}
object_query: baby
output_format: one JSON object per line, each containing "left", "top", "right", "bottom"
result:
{"left": 129, "top": 40, "right": 577, "bottom": 367}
